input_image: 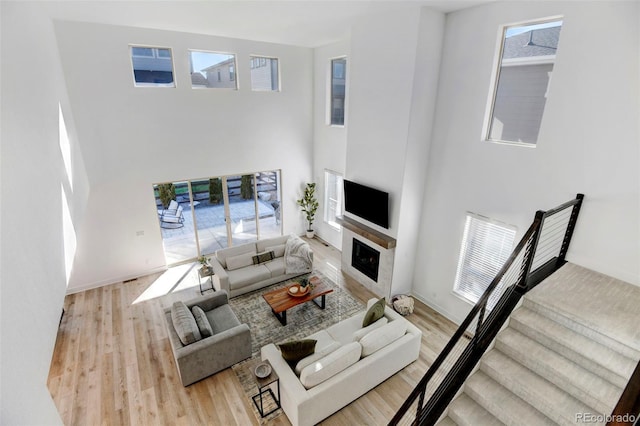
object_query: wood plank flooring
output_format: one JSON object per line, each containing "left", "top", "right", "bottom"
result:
{"left": 48, "top": 237, "right": 459, "bottom": 425}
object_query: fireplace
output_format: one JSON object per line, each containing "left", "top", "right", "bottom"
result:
{"left": 351, "top": 239, "right": 380, "bottom": 282}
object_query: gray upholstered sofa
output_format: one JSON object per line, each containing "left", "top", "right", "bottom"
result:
{"left": 210, "top": 235, "right": 313, "bottom": 298}
{"left": 164, "top": 291, "right": 251, "bottom": 386}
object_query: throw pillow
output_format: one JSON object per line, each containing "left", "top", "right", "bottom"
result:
{"left": 171, "top": 301, "right": 202, "bottom": 345}
{"left": 252, "top": 250, "right": 275, "bottom": 265}
{"left": 191, "top": 305, "right": 213, "bottom": 338}
{"left": 278, "top": 339, "right": 317, "bottom": 367}
{"left": 362, "top": 297, "right": 386, "bottom": 327}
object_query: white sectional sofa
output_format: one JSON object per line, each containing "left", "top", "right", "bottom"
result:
{"left": 210, "top": 235, "right": 313, "bottom": 298}
{"left": 261, "top": 298, "right": 422, "bottom": 426}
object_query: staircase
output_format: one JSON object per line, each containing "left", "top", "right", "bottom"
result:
{"left": 437, "top": 263, "right": 640, "bottom": 426}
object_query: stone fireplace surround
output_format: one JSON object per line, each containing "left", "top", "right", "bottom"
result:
{"left": 337, "top": 216, "right": 396, "bottom": 300}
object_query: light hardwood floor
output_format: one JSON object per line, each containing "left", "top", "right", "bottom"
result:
{"left": 48, "top": 237, "right": 459, "bottom": 425}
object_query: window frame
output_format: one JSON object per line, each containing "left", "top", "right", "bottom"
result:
{"left": 188, "top": 49, "right": 238, "bottom": 90}
{"left": 249, "top": 55, "right": 280, "bottom": 92}
{"left": 482, "top": 16, "right": 563, "bottom": 147}
{"left": 453, "top": 212, "right": 517, "bottom": 307}
{"left": 129, "top": 45, "right": 176, "bottom": 88}
{"left": 328, "top": 56, "right": 347, "bottom": 127}
{"left": 323, "top": 169, "right": 344, "bottom": 231}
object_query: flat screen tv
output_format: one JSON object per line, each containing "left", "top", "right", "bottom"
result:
{"left": 343, "top": 180, "right": 389, "bottom": 229}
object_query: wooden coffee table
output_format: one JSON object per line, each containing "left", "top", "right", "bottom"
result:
{"left": 262, "top": 276, "right": 333, "bottom": 325}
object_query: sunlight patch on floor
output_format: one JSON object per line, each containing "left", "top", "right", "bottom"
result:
{"left": 133, "top": 263, "right": 198, "bottom": 304}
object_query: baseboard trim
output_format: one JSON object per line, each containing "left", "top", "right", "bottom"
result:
{"left": 66, "top": 265, "right": 168, "bottom": 295}
{"left": 411, "top": 291, "right": 465, "bottom": 326}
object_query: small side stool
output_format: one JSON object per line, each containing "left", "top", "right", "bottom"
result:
{"left": 250, "top": 359, "right": 280, "bottom": 418}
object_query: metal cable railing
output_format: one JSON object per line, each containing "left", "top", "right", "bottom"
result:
{"left": 390, "top": 194, "right": 584, "bottom": 426}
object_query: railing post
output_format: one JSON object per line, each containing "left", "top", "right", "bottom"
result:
{"left": 518, "top": 211, "right": 544, "bottom": 292}
{"left": 556, "top": 193, "right": 584, "bottom": 267}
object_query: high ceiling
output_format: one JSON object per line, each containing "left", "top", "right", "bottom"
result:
{"left": 42, "top": 0, "right": 493, "bottom": 47}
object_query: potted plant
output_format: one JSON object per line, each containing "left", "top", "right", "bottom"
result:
{"left": 198, "top": 255, "right": 211, "bottom": 273}
{"left": 297, "top": 182, "right": 319, "bottom": 238}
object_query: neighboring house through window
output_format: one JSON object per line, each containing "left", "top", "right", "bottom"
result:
{"left": 189, "top": 50, "right": 237, "bottom": 89}
{"left": 250, "top": 56, "right": 280, "bottom": 91}
{"left": 130, "top": 46, "right": 175, "bottom": 87}
{"left": 485, "top": 18, "right": 563, "bottom": 145}
{"left": 330, "top": 57, "right": 346, "bottom": 125}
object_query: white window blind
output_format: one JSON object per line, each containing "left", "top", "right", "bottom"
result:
{"left": 453, "top": 213, "right": 516, "bottom": 306}
{"left": 324, "top": 170, "right": 343, "bottom": 229}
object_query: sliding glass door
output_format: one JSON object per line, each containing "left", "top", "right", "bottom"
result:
{"left": 225, "top": 175, "right": 258, "bottom": 246}
{"left": 153, "top": 181, "right": 198, "bottom": 265}
{"left": 154, "top": 170, "right": 282, "bottom": 266}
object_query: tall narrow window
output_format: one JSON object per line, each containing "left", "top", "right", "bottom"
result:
{"left": 250, "top": 56, "right": 279, "bottom": 91}
{"left": 324, "top": 170, "right": 343, "bottom": 229}
{"left": 130, "top": 46, "right": 175, "bottom": 87}
{"left": 453, "top": 213, "right": 516, "bottom": 306}
{"left": 189, "top": 50, "right": 237, "bottom": 89}
{"left": 330, "top": 58, "right": 346, "bottom": 125}
{"left": 485, "top": 18, "right": 563, "bottom": 145}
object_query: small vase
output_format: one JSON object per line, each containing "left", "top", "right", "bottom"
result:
{"left": 306, "top": 230, "right": 315, "bottom": 239}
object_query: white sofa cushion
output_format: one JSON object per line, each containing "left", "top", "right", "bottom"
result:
{"left": 300, "top": 342, "right": 362, "bottom": 389}
{"left": 256, "top": 235, "right": 289, "bottom": 253}
{"left": 216, "top": 243, "right": 256, "bottom": 269}
{"left": 227, "top": 265, "right": 271, "bottom": 289}
{"left": 360, "top": 319, "right": 408, "bottom": 357}
{"left": 295, "top": 341, "right": 341, "bottom": 376}
{"left": 265, "top": 244, "right": 286, "bottom": 258}
{"left": 226, "top": 252, "right": 256, "bottom": 271}
{"left": 325, "top": 312, "right": 364, "bottom": 344}
{"left": 263, "top": 257, "right": 286, "bottom": 277}
{"left": 352, "top": 317, "right": 388, "bottom": 342}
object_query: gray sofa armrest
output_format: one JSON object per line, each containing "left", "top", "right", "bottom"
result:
{"left": 209, "top": 257, "right": 229, "bottom": 293}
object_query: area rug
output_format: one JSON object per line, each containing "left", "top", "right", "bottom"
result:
{"left": 230, "top": 271, "right": 365, "bottom": 423}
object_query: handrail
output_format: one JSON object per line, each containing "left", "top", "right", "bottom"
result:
{"left": 389, "top": 194, "right": 584, "bottom": 426}
{"left": 607, "top": 358, "right": 640, "bottom": 426}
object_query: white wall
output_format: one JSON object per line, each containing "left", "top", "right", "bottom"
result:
{"left": 345, "top": 8, "right": 422, "bottom": 238}
{"left": 313, "top": 39, "right": 350, "bottom": 249}
{"left": 392, "top": 7, "right": 445, "bottom": 297}
{"left": 52, "top": 21, "right": 314, "bottom": 291}
{"left": 413, "top": 1, "right": 640, "bottom": 324}
{"left": 0, "top": 2, "right": 92, "bottom": 423}
{"left": 339, "top": 7, "right": 446, "bottom": 298}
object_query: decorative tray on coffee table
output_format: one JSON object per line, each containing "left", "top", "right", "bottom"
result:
{"left": 287, "top": 283, "right": 310, "bottom": 297}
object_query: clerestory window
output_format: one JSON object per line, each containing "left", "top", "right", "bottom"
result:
{"left": 330, "top": 58, "right": 347, "bottom": 126}
{"left": 130, "top": 46, "right": 175, "bottom": 87}
{"left": 485, "top": 18, "right": 563, "bottom": 145}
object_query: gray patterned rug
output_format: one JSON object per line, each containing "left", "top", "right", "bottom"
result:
{"left": 230, "top": 271, "right": 364, "bottom": 423}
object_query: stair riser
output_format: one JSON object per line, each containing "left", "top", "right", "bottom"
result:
{"left": 509, "top": 314, "right": 630, "bottom": 388}
{"left": 495, "top": 336, "right": 619, "bottom": 415}
{"left": 480, "top": 351, "right": 600, "bottom": 426}
{"left": 465, "top": 373, "right": 556, "bottom": 426}
{"left": 523, "top": 299, "right": 640, "bottom": 360}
